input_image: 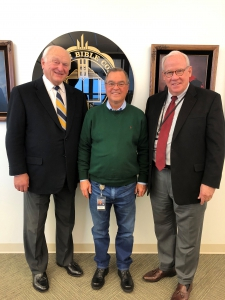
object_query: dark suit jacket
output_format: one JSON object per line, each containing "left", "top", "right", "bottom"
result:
{"left": 146, "top": 84, "right": 225, "bottom": 205}
{"left": 6, "top": 77, "right": 87, "bottom": 194}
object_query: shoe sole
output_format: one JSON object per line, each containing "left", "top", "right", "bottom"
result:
{"left": 143, "top": 272, "right": 176, "bottom": 282}
{"left": 57, "top": 262, "right": 83, "bottom": 277}
{"left": 33, "top": 283, "right": 49, "bottom": 293}
{"left": 121, "top": 285, "right": 134, "bottom": 293}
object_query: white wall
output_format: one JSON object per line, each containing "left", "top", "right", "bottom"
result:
{"left": 1, "top": 0, "right": 225, "bottom": 253}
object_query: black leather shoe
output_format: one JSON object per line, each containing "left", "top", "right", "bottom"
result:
{"left": 57, "top": 261, "right": 83, "bottom": 277}
{"left": 118, "top": 269, "right": 134, "bottom": 293}
{"left": 91, "top": 267, "right": 109, "bottom": 290}
{"left": 33, "top": 272, "right": 49, "bottom": 292}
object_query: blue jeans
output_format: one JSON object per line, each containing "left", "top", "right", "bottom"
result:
{"left": 89, "top": 181, "right": 136, "bottom": 270}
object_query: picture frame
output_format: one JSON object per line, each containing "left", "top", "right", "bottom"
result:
{"left": 150, "top": 44, "right": 219, "bottom": 96}
{"left": 0, "top": 40, "right": 15, "bottom": 121}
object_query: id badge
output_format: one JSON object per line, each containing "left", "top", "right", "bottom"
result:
{"left": 97, "top": 196, "right": 106, "bottom": 211}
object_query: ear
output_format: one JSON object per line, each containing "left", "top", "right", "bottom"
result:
{"left": 40, "top": 58, "right": 45, "bottom": 70}
{"left": 188, "top": 66, "right": 192, "bottom": 78}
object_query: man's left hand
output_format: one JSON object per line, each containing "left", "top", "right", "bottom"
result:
{"left": 198, "top": 184, "right": 215, "bottom": 205}
{"left": 135, "top": 183, "right": 147, "bottom": 197}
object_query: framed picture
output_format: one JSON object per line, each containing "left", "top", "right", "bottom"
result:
{"left": 150, "top": 44, "right": 219, "bottom": 96}
{"left": 0, "top": 40, "right": 15, "bottom": 121}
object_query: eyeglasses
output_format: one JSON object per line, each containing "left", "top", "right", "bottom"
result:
{"left": 163, "top": 66, "right": 190, "bottom": 78}
{"left": 105, "top": 81, "right": 129, "bottom": 87}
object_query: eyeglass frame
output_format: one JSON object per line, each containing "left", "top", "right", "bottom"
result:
{"left": 105, "top": 81, "right": 129, "bottom": 88}
{"left": 163, "top": 66, "right": 190, "bottom": 78}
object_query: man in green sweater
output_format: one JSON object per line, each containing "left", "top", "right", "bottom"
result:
{"left": 78, "top": 68, "right": 148, "bottom": 293}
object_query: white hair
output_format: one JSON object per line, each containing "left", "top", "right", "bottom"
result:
{"left": 162, "top": 50, "right": 190, "bottom": 70}
{"left": 42, "top": 45, "right": 71, "bottom": 64}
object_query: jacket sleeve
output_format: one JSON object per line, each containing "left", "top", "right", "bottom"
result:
{"left": 5, "top": 86, "right": 27, "bottom": 176}
{"left": 202, "top": 93, "right": 225, "bottom": 188}
{"left": 77, "top": 111, "right": 92, "bottom": 180}
{"left": 137, "top": 114, "right": 149, "bottom": 183}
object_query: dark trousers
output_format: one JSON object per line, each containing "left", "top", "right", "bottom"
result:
{"left": 23, "top": 184, "right": 75, "bottom": 274}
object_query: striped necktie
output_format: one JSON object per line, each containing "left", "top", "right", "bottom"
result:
{"left": 54, "top": 86, "right": 66, "bottom": 130}
{"left": 155, "top": 96, "right": 177, "bottom": 171}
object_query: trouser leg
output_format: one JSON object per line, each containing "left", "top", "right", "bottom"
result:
{"left": 150, "top": 169, "right": 176, "bottom": 271}
{"left": 114, "top": 182, "right": 136, "bottom": 270}
{"left": 174, "top": 201, "right": 206, "bottom": 285}
{"left": 89, "top": 181, "right": 111, "bottom": 268}
{"left": 23, "top": 192, "right": 50, "bottom": 274}
{"left": 53, "top": 183, "right": 75, "bottom": 266}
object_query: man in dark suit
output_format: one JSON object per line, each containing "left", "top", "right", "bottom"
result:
{"left": 5, "top": 45, "right": 87, "bottom": 292}
{"left": 143, "top": 51, "right": 225, "bottom": 300}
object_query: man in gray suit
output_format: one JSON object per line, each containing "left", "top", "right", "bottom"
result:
{"left": 6, "top": 45, "right": 87, "bottom": 292}
{"left": 143, "top": 51, "right": 225, "bottom": 300}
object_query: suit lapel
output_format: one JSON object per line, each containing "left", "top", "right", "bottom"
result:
{"left": 152, "top": 90, "right": 167, "bottom": 130}
{"left": 34, "top": 78, "right": 62, "bottom": 129}
{"left": 172, "top": 84, "right": 197, "bottom": 141}
{"left": 155, "top": 91, "right": 167, "bottom": 120}
{"left": 64, "top": 84, "right": 76, "bottom": 136}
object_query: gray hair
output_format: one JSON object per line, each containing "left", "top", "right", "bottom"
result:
{"left": 105, "top": 67, "right": 130, "bottom": 84}
{"left": 162, "top": 50, "right": 190, "bottom": 70}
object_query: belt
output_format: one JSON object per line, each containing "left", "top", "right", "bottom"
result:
{"left": 164, "top": 165, "right": 171, "bottom": 169}
{"left": 152, "top": 161, "right": 171, "bottom": 169}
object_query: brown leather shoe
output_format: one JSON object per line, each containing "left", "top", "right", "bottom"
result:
{"left": 143, "top": 267, "right": 176, "bottom": 282}
{"left": 171, "top": 283, "right": 193, "bottom": 300}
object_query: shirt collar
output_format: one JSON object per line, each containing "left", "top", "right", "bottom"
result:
{"left": 168, "top": 84, "right": 189, "bottom": 101}
{"left": 106, "top": 100, "right": 126, "bottom": 111}
{"left": 42, "top": 75, "right": 66, "bottom": 94}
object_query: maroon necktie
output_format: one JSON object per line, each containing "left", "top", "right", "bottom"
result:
{"left": 155, "top": 96, "right": 177, "bottom": 171}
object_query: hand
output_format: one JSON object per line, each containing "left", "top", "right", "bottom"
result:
{"left": 135, "top": 183, "right": 147, "bottom": 197}
{"left": 14, "top": 173, "right": 29, "bottom": 192}
{"left": 198, "top": 183, "right": 215, "bottom": 205}
{"left": 80, "top": 180, "right": 92, "bottom": 198}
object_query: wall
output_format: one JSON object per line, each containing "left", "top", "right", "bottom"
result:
{"left": 0, "top": 0, "right": 225, "bottom": 253}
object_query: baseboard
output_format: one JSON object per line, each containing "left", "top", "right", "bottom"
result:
{"left": 0, "top": 243, "right": 225, "bottom": 254}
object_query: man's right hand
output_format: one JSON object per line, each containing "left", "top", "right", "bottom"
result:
{"left": 80, "top": 180, "right": 92, "bottom": 198}
{"left": 14, "top": 173, "right": 29, "bottom": 192}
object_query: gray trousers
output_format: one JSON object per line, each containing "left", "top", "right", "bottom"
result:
{"left": 150, "top": 167, "right": 206, "bottom": 285}
{"left": 23, "top": 184, "right": 75, "bottom": 274}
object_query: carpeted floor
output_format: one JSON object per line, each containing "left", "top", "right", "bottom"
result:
{"left": 0, "top": 253, "right": 224, "bottom": 299}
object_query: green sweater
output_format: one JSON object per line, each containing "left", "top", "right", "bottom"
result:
{"left": 78, "top": 103, "right": 148, "bottom": 186}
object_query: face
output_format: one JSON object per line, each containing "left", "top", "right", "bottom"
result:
{"left": 105, "top": 71, "right": 129, "bottom": 108}
{"left": 162, "top": 54, "right": 192, "bottom": 96}
{"left": 41, "top": 46, "right": 71, "bottom": 86}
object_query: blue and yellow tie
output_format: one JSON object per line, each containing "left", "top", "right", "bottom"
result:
{"left": 54, "top": 86, "right": 66, "bottom": 130}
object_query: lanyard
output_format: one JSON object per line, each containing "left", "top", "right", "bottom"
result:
{"left": 157, "top": 95, "right": 185, "bottom": 135}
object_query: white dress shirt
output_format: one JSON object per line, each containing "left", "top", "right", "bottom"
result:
{"left": 154, "top": 85, "right": 189, "bottom": 165}
{"left": 42, "top": 75, "right": 67, "bottom": 111}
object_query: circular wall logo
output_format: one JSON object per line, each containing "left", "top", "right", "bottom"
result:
{"left": 32, "top": 31, "right": 134, "bottom": 108}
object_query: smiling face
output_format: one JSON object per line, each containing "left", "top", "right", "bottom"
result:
{"left": 41, "top": 46, "right": 71, "bottom": 86}
{"left": 105, "top": 71, "right": 129, "bottom": 109}
{"left": 162, "top": 53, "right": 192, "bottom": 96}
